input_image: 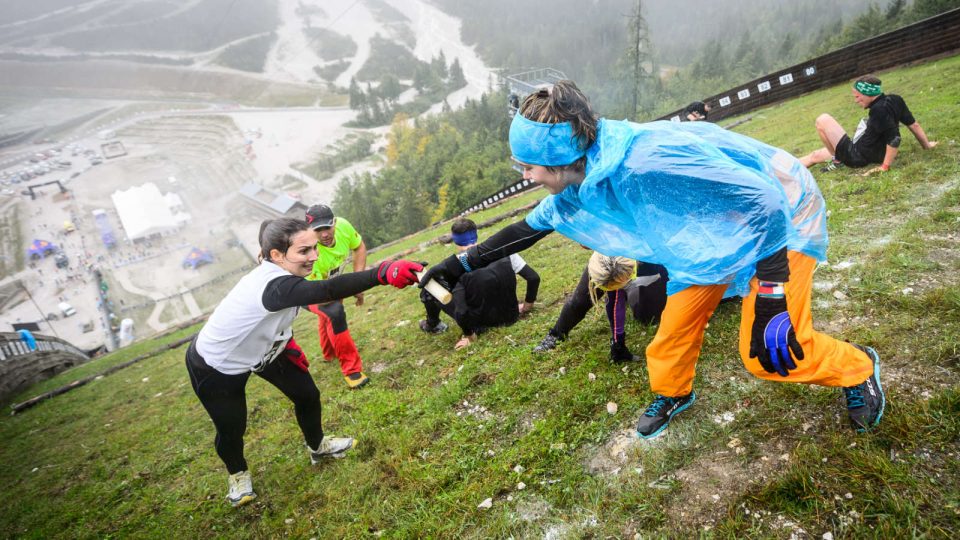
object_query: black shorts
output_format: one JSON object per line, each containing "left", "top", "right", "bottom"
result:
{"left": 834, "top": 135, "right": 870, "bottom": 168}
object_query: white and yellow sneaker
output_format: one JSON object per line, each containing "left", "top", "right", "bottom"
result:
{"left": 309, "top": 437, "right": 355, "bottom": 464}
{"left": 226, "top": 470, "right": 256, "bottom": 507}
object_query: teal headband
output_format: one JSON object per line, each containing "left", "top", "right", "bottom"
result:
{"left": 854, "top": 80, "right": 881, "bottom": 96}
{"left": 509, "top": 113, "right": 586, "bottom": 167}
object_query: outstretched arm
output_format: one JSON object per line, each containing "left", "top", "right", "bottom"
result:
{"left": 263, "top": 260, "right": 422, "bottom": 311}
{"left": 419, "top": 220, "right": 553, "bottom": 291}
{"left": 263, "top": 269, "right": 380, "bottom": 311}
{"left": 469, "top": 221, "right": 553, "bottom": 268}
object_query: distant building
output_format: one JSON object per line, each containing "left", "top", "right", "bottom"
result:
{"left": 111, "top": 182, "right": 192, "bottom": 241}
{"left": 237, "top": 182, "right": 307, "bottom": 217}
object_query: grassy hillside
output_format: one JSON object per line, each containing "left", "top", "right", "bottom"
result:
{"left": 2, "top": 55, "right": 958, "bottom": 538}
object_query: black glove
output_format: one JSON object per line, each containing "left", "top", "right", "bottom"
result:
{"left": 749, "top": 294, "right": 804, "bottom": 376}
{"left": 418, "top": 253, "right": 466, "bottom": 290}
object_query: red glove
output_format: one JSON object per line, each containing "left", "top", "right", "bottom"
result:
{"left": 283, "top": 337, "right": 310, "bottom": 372}
{"left": 376, "top": 260, "right": 424, "bottom": 289}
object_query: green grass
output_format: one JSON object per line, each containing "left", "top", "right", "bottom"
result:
{"left": 2, "top": 55, "right": 959, "bottom": 538}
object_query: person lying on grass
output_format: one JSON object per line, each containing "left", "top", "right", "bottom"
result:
{"left": 185, "top": 217, "right": 422, "bottom": 507}
{"left": 419, "top": 217, "right": 540, "bottom": 350}
{"left": 799, "top": 74, "right": 937, "bottom": 175}
{"left": 420, "top": 80, "right": 886, "bottom": 440}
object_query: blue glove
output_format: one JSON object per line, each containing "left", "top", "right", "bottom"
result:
{"left": 749, "top": 292, "right": 804, "bottom": 377}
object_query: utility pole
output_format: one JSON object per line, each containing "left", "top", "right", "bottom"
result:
{"left": 629, "top": 0, "right": 655, "bottom": 119}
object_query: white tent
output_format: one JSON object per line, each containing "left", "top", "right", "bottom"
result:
{"left": 111, "top": 182, "right": 184, "bottom": 241}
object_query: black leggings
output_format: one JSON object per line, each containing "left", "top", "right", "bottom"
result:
{"left": 185, "top": 341, "right": 323, "bottom": 474}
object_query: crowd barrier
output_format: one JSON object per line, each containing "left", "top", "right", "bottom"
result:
{"left": 659, "top": 8, "right": 960, "bottom": 122}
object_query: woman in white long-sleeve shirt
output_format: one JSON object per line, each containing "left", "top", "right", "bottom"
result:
{"left": 186, "top": 218, "right": 422, "bottom": 507}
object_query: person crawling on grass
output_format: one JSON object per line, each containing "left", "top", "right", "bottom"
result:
{"left": 799, "top": 74, "right": 937, "bottom": 174}
{"left": 185, "top": 218, "right": 422, "bottom": 507}
{"left": 532, "top": 251, "right": 667, "bottom": 364}
{"left": 420, "top": 80, "right": 886, "bottom": 440}
{"left": 419, "top": 218, "right": 540, "bottom": 350}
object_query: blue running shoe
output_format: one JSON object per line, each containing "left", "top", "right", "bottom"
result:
{"left": 636, "top": 391, "right": 697, "bottom": 439}
{"left": 844, "top": 346, "right": 885, "bottom": 432}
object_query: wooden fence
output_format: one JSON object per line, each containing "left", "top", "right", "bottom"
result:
{"left": 659, "top": 8, "right": 960, "bottom": 122}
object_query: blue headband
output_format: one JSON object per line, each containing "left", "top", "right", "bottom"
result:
{"left": 509, "top": 113, "right": 586, "bottom": 166}
{"left": 451, "top": 229, "right": 478, "bottom": 247}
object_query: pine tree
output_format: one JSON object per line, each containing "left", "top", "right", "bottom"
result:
{"left": 626, "top": 0, "right": 657, "bottom": 119}
{"left": 431, "top": 51, "right": 448, "bottom": 79}
{"left": 449, "top": 58, "right": 467, "bottom": 89}
{"left": 348, "top": 78, "right": 364, "bottom": 110}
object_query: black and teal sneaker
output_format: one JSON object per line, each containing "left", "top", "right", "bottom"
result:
{"left": 419, "top": 319, "right": 448, "bottom": 334}
{"left": 636, "top": 391, "right": 697, "bottom": 439}
{"left": 844, "top": 345, "right": 885, "bottom": 432}
{"left": 821, "top": 159, "right": 844, "bottom": 172}
{"left": 532, "top": 333, "right": 561, "bottom": 353}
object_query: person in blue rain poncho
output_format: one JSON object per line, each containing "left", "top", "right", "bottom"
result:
{"left": 420, "top": 80, "right": 886, "bottom": 438}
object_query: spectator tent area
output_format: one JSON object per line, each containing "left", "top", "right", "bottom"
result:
{"left": 111, "top": 182, "right": 191, "bottom": 242}
{"left": 182, "top": 247, "right": 214, "bottom": 270}
{"left": 27, "top": 239, "right": 57, "bottom": 259}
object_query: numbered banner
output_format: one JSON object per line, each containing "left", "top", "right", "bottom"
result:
{"left": 779, "top": 73, "right": 794, "bottom": 85}
{"left": 718, "top": 96, "right": 732, "bottom": 107}
{"left": 757, "top": 81, "right": 771, "bottom": 92}
{"left": 803, "top": 66, "right": 816, "bottom": 76}
{"left": 737, "top": 89, "right": 751, "bottom": 100}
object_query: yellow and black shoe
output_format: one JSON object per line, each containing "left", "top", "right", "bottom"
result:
{"left": 344, "top": 372, "right": 369, "bottom": 389}
{"left": 226, "top": 470, "right": 256, "bottom": 507}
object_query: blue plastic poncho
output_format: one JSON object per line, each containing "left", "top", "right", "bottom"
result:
{"left": 524, "top": 119, "right": 828, "bottom": 296}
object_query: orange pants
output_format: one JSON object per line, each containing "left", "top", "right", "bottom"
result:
{"left": 645, "top": 251, "right": 873, "bottom": 397}
{"left": 307, "top": 302, "right": 362, "bottom": 377}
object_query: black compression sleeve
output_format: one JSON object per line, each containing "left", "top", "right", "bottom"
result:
{"left": 466, "top": 220, "right": 552, "bottom": 269}
{"left": 755, "top": 247, "right": 790, "bottom": 282}
{"left": 262, "top": 268, "right": 380, "bottom": 311}
{"left": 517, "top": 264, "right": 540, "bottom": 303}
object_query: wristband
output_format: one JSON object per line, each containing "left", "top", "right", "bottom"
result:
{"left": 758, "top": 281, "right": 785, "bottom": 297}
{"left": 457, "top": 253, "right": 473, "bottom": 273}
{"left": 880, "top": 164, "right": 890, "bottom": 171}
